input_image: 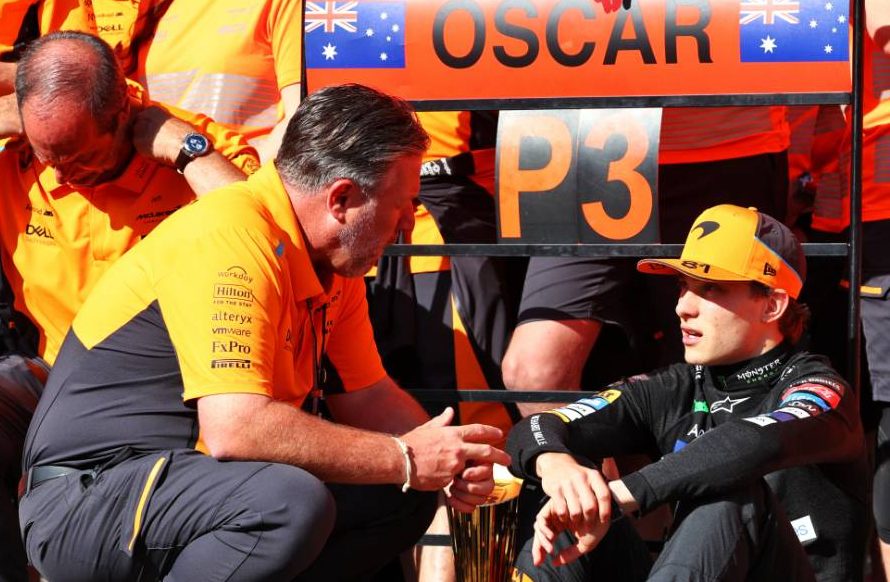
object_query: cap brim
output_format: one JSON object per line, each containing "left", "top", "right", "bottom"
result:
{"left": 636, "top": 258, "right": 753, "bottom": 282}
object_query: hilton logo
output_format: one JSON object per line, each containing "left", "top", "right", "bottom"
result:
{"left": 213, "top": 284, "right": 253, "bottom": 303}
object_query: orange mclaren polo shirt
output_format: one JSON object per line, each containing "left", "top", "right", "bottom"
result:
{"left": 659, "top": 106, "right": 789, "bottom": 165}
{"left": 137, "top": 0, "right": 303, "bottom": 143}
{"left": 0, "top": 102, "right": 258, "bottom": 364}
{"left": 30, "top": 163, "right": 385, "bottom": 466}
{"left": 0, "top": 0, "right": 96, "bottom": 56}
{"left": 813, "top": 27, "right": 890, "bottom": 232}
{"left": 29, "top": 163, "right": 386, "bottom": 462}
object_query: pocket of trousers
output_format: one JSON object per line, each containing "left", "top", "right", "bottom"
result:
{"left": 119, "top": 453, "right": 170, "bottom": 556}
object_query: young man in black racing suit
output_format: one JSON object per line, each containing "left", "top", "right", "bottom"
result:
{"left": 507, "top": 204, "right": 868, "bottom": 581}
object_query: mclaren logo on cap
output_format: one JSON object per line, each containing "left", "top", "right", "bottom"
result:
{"left": 692, "top": 220, "right": 720, "bottom": 239}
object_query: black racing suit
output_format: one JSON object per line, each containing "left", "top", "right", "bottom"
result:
{"left": 508, "top": 344, "right": 868, "bottom": 581}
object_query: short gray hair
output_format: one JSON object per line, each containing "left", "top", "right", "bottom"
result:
{"left": 276, "top": 83, "right": 429, "bottom": 196}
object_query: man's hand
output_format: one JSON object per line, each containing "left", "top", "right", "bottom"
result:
{"left": 532, "top": 497, "right": 610, "bottom": 567}
{"left": 533, "top": 454, "right": 612, "bottom": 567}
{"left": 132, "top": 105, "right": 197, "bottom": 167}
{"left": 536, "top": 452, "right": 613, "bottom": 530}
{"left": 446, "top": 463, "right": 496, "bottom": 513}
{"left": 401, "top": 407, "right": 510, "bottom": 491}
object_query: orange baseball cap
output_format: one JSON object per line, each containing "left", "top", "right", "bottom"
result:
{"left": 637, "top": 205, "right": 805, "bottom": 299}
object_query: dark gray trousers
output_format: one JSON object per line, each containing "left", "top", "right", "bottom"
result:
{"left": 20, "top": 449, "right": 436, "bottom": 581}
{"left": 513, "top": 480, "right": 814, "bottom": 582}
{"left": 0, "top": 354, "right": 46, "bottom": 582}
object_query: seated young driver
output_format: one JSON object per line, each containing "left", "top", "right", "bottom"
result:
{"left": 507, "top": 204, "right": 867, "bottom": 581}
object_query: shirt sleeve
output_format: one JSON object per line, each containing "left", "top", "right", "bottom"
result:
{"left": 622, "top": 373, "right": 863, "bottom": 514}
{"left": 268, "top": 0, "right": 303, "bottom": 90}
{"left": 155, "top": 224, "right": 284, "bottom": 402}
{"left": 323, "top": 277, "right": 387, "bottom": 392}
{"left": 507, "top": 379, "right": 659, "bottom": 482}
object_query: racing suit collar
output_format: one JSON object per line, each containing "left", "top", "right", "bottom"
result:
{"left": 708, "top": 342, "right": 793, "bottom": 391}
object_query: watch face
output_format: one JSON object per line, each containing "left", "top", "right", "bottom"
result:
{"left": 183, "top": 133, "right": 210, "bottom": 156}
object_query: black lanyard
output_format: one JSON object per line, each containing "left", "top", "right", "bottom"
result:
{"left": 306, "top": 298, "right": 328, "bottom": 416}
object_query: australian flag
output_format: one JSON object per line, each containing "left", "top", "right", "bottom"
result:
{"left": 739, "top": 0, "right": 849, "bottom": 62}
{"left": 305, "top": 1, "right": 406, "bottom": 69}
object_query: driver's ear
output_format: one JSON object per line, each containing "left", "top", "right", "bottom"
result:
{"left": 762, "top": 288, "right": 790, "bottom": 323}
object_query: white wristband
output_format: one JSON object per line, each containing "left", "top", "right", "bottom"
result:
{"left": 391, "top": 436, "right": 412, "bottom": 493}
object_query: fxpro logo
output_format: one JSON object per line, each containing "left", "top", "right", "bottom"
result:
{"left": 213, "top": 284, "right": 253, "bottom": 303}
{"left": 211, "top": 359, "right": 251, "bottom": 369}
{"left": 212, "top": 340, "right": 251, "bottom": 354}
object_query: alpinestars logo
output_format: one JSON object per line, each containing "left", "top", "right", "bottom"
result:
{"left": 709, "top": 396, "right": 750, "bottom": 414}
{"left": 692, "top": 220, "right": 720, "bottom": 239}
{"left": 763, "top": 263, "right": 777, "bottom": 276}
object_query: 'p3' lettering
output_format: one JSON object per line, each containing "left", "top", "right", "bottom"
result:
{"left": 497, "top": 108, "right": 660, "bottom": 243}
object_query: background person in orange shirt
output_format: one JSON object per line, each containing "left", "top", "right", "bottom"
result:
{"left": 0, "top": 31, "right": 257, "bottom": 581}
{"left": 126, "top": 0, "right": 303, "bottom": 162}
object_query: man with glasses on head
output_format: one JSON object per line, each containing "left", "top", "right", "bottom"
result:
{"left": 508, "top": 204, "right": 867, "bottom": 581}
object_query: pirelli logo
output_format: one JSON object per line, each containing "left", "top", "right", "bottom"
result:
{"left": 213, "top": 284, "right": 253, "bottom": 303}
{"left": 211, "top": 358, "right": 251, "bottom": 369}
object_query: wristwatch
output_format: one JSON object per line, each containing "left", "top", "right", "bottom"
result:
{"left": 174, "top": 132, "right": 213, "bottom": 174}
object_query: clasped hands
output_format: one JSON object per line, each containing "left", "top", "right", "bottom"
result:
{"left": 532, "top": 452, "right": 618, "bottom": 567}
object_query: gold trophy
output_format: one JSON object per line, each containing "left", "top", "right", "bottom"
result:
{"left": 448, "top": 464, "right": 524, "bottom": 582}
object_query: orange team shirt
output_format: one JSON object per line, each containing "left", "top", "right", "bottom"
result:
{"left": 786, "top": 105, "right": 845, "bottom": 226}
{"left": 136, "top": 0, "right": 303, "bottom": 143}
{"left": 0, "top": 95, "right": 258, "bottom": 364}
{"left": 659, "top": 106, "right": 789, "bottom": 165}
{"left": 400, "top": 111, "right": 474, "bottom": 275}
{"left": 72, "top": 163, "right": 386, "bottom": 421}
{"left": 813, "top": 27, "right": 890, "bottom": 231}
{"left": 0, "top": 0, "right": 96, "bottom": 55}
{"left": 90, "top": 0, "right": 157, "bottom": 73}
{"left": 787, "top": 105, "right": 821, "bottom": 184}
{"left": 371, "top": 111, "right": 512, "bottom": 433}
